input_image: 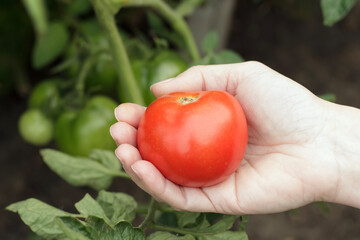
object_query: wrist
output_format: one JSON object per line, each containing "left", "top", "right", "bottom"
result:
{"left": 322, "top": 101, "right": 360, "bottom": 208}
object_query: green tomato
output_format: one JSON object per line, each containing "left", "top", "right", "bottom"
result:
{"left": 19, "top": 109, "right": 54, "bottom": 146}
{"left": 54, "top": 95, "right": 118, "bottom": 156}
{"left": 87, "top": 55, "right": 118, "bottom": 96}
{"left": 146, "top": 50, "right": 188, "bottom": 104}
{"left": 29, "top": 79, "right": 60, "bottom": 111}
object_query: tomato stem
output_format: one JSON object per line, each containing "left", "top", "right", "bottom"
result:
{"left": 75, "top": 57, "right": 94, "bottom": 100}
{"left": 90, "top": 0, "right": 145, "bottom": 106}
{"left": 177, "top": 95, "right": 200, "bottom": 105}
{"left": 138, "top": 197, "right": 157, "bottom": 230}
{"left": 107, "top": 0, "right": 200, "bottom": 61}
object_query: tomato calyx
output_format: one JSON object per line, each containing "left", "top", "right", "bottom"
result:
{"left": 177, "top": 95, "right": 200, "bottom": 105}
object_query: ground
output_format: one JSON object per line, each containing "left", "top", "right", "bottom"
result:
{"left": 1, "top": 0, "right": 360, "bottom": 239}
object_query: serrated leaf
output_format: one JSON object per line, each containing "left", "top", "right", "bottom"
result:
{"left": 189, "top": 215, "right": 238, "bottom": 234}
{"left": 148, "top": 232, "right": 195, "bottom": 240}
{"left": 96, "top": 190, "right": 137, "bottom": 224}
{"left": 88, "top": 217, "right": 145, "bottom": 240}
{"left": 175, "top": 212, "right": 200, "bottom": 228}
{"left": 56, "top": 217, "right": 91, "bottom": 240}
{"left": 320, "top": 0, "right": 358, "bottom": 26}
{"left": 6, "top": 198, "right": 71, "bottom": 239}
{"left": 75, "top": 194, "right": 112, "bottom": 226}
{"left": 41, "top": 149, "right": 115, "bottom": 190}
{"left": 201, "top": 31, "right": 219, "bottom": 54}
{"left": 32, "top": 21, "right": 69, "bottom": 69}
{"left": 212, "top": 50, "right": 244, "bottom": 64}
{"left": 318, "top": 93, "right": 336, "bottom": 102}
{"left": 22, "top": 0, "right": 48, "bottom": 36}
{"left": 89, "top": 149, "right": 121, "bottom": 171}
{"left": 198, "top": 231, "right": 248, "bottom": 240}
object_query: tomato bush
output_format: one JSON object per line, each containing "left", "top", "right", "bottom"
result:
{"left": 137, "top": 90, "right": 248, "bottom": 187}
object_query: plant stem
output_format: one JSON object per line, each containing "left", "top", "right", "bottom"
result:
{"left": 139, "top": 197, "right": 157, "bottom": 230}
{"left": 75, "top": 57, "right": 94, "bottom": 99}
{"left": 91, "top": 0, "right": 145, "bottom": 106}
{"left": 112, "top": 0, "right": 200, "bottom": 61}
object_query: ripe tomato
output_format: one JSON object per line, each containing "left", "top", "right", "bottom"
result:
{"left": 137, "top": 90, "right": 248, "bottom": 187}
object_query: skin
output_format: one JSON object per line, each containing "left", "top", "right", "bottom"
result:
{"left": 110, "top": 61, "right": 360, "bottom": 215}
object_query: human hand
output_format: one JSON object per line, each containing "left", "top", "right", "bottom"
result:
{"left": 110, "top": 61, "right": 340, "bottom": 215}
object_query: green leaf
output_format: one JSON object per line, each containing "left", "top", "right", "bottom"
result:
{"left": 212, "top": 50, "right": 244, "bottom": 64}
{"left": 22, "top": 0, "right": 48, "bottom": 36}
{"left": 56, "top": 217, "right": 91, "bottom": 240}
{"left": 147, "top": 12, "right": 185, "bottom": 49}
{"left": 89, "top": 149, "right": 121, "bottom": 171}
{"left": 6, "top": 198, "right": 71, "bottom": 239}
{"left": 88, "top": 217, "right": 145, "bottom": 240}
{"left": 96, "top": 190, "right": 138, "bottom": 224}
{"left": 41, "top": 149, "right": 115, "bottom": 190}
{"left": 318, "top": 93, "right": 336, "bottom": 102}
{"left": 175, "top": 212, "right": 200, "bottom": 228}
{"left": 156, "top": 212, "right": 178, "bottom": 227}
{"left": 68, "top": 0, "right": 92, "bottom": 15}
{"left": 320, "top": 0, "right": 358, "bottom": 26}
{"left": 198, "top": 231, "right": 248, "bottom": 240}
{"left": 238, "top": 215, "right": 248, "bottom": 231}
{"left": 176, "top": 0, "right": 205, "bottom": 17}
{"left": 201, "top": 31, "right": 219, "bottom": 54}
{"left": 32, "top": 21, "right": 69, "bottom": 69}
{"left": 189, "top": 215, "right": 238, "bottom": 234}
{"left": 75, "top": 194, "right": 112, "bottom": 226}
{"left": 148, "top": 232, "right": 195, "bottom": 240}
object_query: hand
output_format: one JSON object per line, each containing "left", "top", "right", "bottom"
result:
{"left": 110, "top": 61, "right": 339, "bottom": 215}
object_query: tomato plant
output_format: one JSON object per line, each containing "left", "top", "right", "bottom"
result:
{"left": 8, "top": 0, "right": 356, "bottom": 239}
{"left": 137, "top": 90, "right": 248, "bottom": 187}
{"left": 55, "top": 95, "right": 117, "bottom": 156}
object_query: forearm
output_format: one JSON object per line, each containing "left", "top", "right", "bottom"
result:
{"left": 326, "top": 102, "right": 360, "bottom": 208}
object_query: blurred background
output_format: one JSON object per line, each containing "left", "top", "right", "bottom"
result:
{"left": 1, "top": 0, "right": 360, "bottom": 239}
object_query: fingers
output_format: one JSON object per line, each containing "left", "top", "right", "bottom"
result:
{"left": 114, "top": 103, "right": 146, "bottom": 128}
{"left": 150, "top": 61, "right": 268, "bottom": 98}
{"left": 110, "top": 122, "right": 137, "bottom": 146}
{"left": 115, "top": 144, "right": 148, "bottom": 191}
{"left": 115, "top": 143, "right": 218, "bottom": 212}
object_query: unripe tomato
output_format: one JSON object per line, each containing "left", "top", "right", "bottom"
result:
{"left": 28, "top": 79, "right": 60, "bottom": 112}
{"left": 19, "top": 109, "right": 54, "bottom": 146}
{"left": 137, "top": 90, "right": 248, "bottom": 187}
{"left": 54, "top": 95, "right": 117, "bottom": 156}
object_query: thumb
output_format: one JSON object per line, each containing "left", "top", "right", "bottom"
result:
{"left": 150, "top": 64, "right": 235, "bottom": 98}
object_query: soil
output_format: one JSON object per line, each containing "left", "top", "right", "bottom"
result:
{"left": 1, "top": 0, "right": 360, "bottom": 239}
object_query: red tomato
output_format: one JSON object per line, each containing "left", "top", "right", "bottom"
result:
{"left": 137, "top": 90, "right": 248, "bottom": 187}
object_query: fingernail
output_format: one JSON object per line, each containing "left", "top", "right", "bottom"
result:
{"left": 131, "top": 164, "right": 141, "bottom": 179}
{"left": 109, "top": 125, "right": 119, "bottom": 146}
{"left": 114, "top": 107, "right": 119, "bottom": 121}
{"left": 114, "top": 149, "right": 124, "bottom": 164}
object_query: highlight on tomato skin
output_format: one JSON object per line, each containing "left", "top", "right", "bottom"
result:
{"left": 137, "top": 90, "right": 248, "bottom": 187}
